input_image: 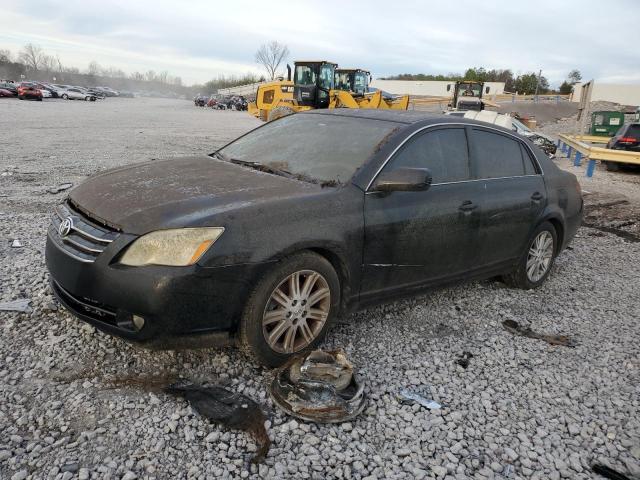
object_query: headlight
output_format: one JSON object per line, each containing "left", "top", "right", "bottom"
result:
{"left": 119, "top": 227, "right": 224, "bottom": 267}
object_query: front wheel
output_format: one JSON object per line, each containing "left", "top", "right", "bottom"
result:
{"left": 239, "top": 251, "right": 340, "bottom": 366}
{"left": 61, "top": 94, "right": 68, "bottom": 100}
{"left": 503, "top": 222, "right": 557, "bottom": 289}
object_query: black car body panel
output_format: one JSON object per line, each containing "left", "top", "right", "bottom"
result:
{"left": 47, "top": 110, "right": 582, "bottom": 347}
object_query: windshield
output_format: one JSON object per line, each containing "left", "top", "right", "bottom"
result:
{"left": 335, "top": 72, "right": 352, "bottom": 91}
{"left": 460, "top": 82, "right": 482, "bottom": 97}
{"left": 217, "top": 114, "right": 400, "bottom": 184}
{"left": 294, "top": 65, "right": 316, "bottom": 85}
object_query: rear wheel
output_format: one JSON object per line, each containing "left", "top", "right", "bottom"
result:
{"left": 18, "top": 95, "right": 23, "bottom": 100}
{"left": 239, "top": 251, "right": 340, "bottom": 366}
{"left": 604, "top": 161, "right": 620, "bottom": 172}
{"left": 267, "top": 106, "right": 295, "bottom": 122}
{"left": 503, "top": 222, "right": 557, "bottom": 289}
{"left": 61, "top": 94, "right": 68, "bottom": 100}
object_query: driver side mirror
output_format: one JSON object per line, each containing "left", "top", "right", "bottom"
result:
{"left": 372, "top": 167, "right": 432, "bottom": 192}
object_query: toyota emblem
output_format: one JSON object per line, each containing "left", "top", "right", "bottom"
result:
{"left": 58, "top": 217, "right": 74, "bottom": 237}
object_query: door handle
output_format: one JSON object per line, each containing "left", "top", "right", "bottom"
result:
{"left": 531, "top": 192, "right": 543, "bottom": 201}
{"left": 459, "top": 200, "right": 477, "bottom": 212}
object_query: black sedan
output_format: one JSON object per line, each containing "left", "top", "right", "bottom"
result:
{"left": 603, "top": 123, "right": 640, "bottom": 171}
{"left": 45, "top": 110, "right": 583, "bottom": 365}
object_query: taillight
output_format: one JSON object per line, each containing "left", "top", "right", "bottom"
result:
{"left": 620, "top": 137, "right": 638, "bottom": 143}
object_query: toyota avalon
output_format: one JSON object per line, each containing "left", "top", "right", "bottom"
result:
{"left": 46, "top": 110, "right": 583, "bottom": 366}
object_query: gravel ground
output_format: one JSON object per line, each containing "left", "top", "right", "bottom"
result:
{"left": 1, "top": 98, "right": 639, "bottom": 480}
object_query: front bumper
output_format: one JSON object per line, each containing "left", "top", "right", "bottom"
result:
{"left": 46, "top": 232, "right": 270, "bottom": 348}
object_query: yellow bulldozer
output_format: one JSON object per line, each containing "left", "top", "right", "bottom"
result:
{"left": 248, "top": 61, "right": 409, "bottom": 121}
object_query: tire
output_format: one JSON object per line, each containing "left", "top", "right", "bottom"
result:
{"left": 37, "top": 97, "right": 42, "bottom": 101}
{"left": 61, "top": 94, "right": 68, "bottom": 100}
{"left": 604, "top": 161, "right": 620, "bottom": 172}
{"left": 503, "top": 221, "right": 558, "bottom": 289}
{"left": 18, "top": 95, "right": 23, "bottom": 100}
{"left": 239, "top": 251, "right": 341, "bottom": 366}
{"left": 267, "top": 106, "right": 295, "bottom": 122}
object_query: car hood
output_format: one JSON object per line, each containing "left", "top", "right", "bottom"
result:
{"left": 69, "top": 156, "right": 322, "bottom": 234}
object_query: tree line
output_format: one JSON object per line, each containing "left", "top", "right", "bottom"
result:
{"left": 381, "top": 67, "right": 583, "bottom": 95}
{"left": 0, "top": 44, "right": 259, "bottom": 97}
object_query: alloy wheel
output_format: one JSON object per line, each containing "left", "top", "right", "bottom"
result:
{"left": 262, "top": 270, "right": 331, "bottom": 354}
{"left": 526, "top": 231, "right": 554, "bottom": 282}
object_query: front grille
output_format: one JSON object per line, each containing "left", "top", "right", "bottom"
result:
{"left": 49, "top": 201, "right": 119, "bottom": 263}
{"left": 52, "top": 280, "right": 117, "bottom": 326}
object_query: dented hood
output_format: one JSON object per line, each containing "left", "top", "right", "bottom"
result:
{"left": 69, "top": 156, "right": 320, "bottom": 234}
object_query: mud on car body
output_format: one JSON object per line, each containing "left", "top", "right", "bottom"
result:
{"left": 46, "top": 110, "right": 583, "bottom": 366}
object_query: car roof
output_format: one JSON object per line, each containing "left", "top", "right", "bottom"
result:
{"left": 304, "top": 108, "right": 511, "bottom": 128}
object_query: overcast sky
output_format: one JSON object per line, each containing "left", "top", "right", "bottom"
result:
{"left": 1, "top": 0, "right": 639, "bottom": 86}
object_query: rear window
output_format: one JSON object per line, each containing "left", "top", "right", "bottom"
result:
{"left": 472, "top": 129, "right": 526, "bottom": 178}
{"left": 627, "top": 124, "right": 640, "bottom": 140}
{"left": 218, "top": 114, "right": 400, "bottom": 184}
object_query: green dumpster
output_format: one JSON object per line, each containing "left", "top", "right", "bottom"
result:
{"left": 590, "top": 111, "right": 625, "bottom": 136}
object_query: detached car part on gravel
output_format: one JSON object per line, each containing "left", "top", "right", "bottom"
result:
{"left": 45, "top": 110, "right": 583, "bottom": 366}
{"left": 269, "top": 349, "right": 367, "bottom": 423}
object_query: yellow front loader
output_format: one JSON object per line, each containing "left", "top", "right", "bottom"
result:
{"left": 248, "top": 61, "right": 409, "bottom": 121}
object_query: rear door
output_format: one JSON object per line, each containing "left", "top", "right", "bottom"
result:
{"left": 361, "top": 126, "right": 482, "bottom": 299}
{"left": 469, "top": 127, "right": 546, "bottom": 267}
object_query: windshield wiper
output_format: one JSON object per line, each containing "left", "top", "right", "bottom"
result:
{"left": 211, "top": 151, "right": 229, "bottom": 162}
{"left": 227, "top": 158, "right": 293, "bottom": 179}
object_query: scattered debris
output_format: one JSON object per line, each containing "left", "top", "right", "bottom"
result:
{"left": 592, "top": 463, "right": 633, "bottom": 480}
{"left": 47, "top": 183, "right": 73, "bottom": 194}
{"left": 165, "top": 383, "right": 270, "bottom": 464}
{"left": 269, "top": 349, "right": 367, "bottom": 423}
{"left": 455, "top": 351, "right": 474, "bottom": 369}
{"left": 0, "top": 298, "right": 32, "bottom": 313}
{"left": 502, "top": 319, "right": 576, "bottom": 347}
{"left": 10, "top": 239, "right": 23, "bottom": 248}
{"left": 398, "top": 389, "right": 441, "bottom": 410}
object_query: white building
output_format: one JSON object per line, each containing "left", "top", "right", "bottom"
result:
{"left": 369, "top": 80, "right": 505, "bottom": 97}
{"left": 572, "top": 81, "right": 640, "bottom": 105}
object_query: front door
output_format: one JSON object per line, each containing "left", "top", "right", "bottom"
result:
{"left": 361, "top": 127, "right": 482, "bottom": 301}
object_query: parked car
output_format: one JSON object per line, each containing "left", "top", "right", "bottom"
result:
{"left": 84, "top": 88, "right": 106, "bottom": 99}
{"left": 97, "top": 86, "right": 119, "bottom": 97}
{"left": 32, "top": 82, "right": 60, "bottom": 98}
{"left": 0, "top": 88, "right": 14, "bottom": 97}
{"left": 45, "top": 110, "right": 583, "bottom": 366}
{"left": 603, "top": 123, "right": 640, "bottom": 171}
{"left": 0, "top": 82, "right": 18, "bottom": 96}
{"left": 60, "top": 88, "right": 96, "bottom": 101}
{"left": 194, "top": 94, "right": 209, "bottom": 107}
{"left": 17, "top": 82, "right": 43, "bottom": 101}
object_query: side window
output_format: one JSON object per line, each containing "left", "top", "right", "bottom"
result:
{"left": 388, "top": 128, "right": 470, "bottom": 183}
{"left": 520, "top": 144, "right": 538, "bottom": 175}
{"left": 472, "top": 129, "right": 525, "bottom": 178}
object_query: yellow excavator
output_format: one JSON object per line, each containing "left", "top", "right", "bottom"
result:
{"left": 248, "top": 61, "right": 409, "bottom": 121}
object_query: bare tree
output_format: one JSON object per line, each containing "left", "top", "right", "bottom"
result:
{"left": 157, "top": 70, "right": 168, "bottom": 84}
{"left": 87, "top": 61, "right": 101, "bottom": 76}
{"left": 255, "top": 41, "right": 289, "bottom": 80}
{"left": 19, "top": 43, "right": 46, "bottom": 72}
{"left": 0, "top": 49, "right": 11, "bottom": 63}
